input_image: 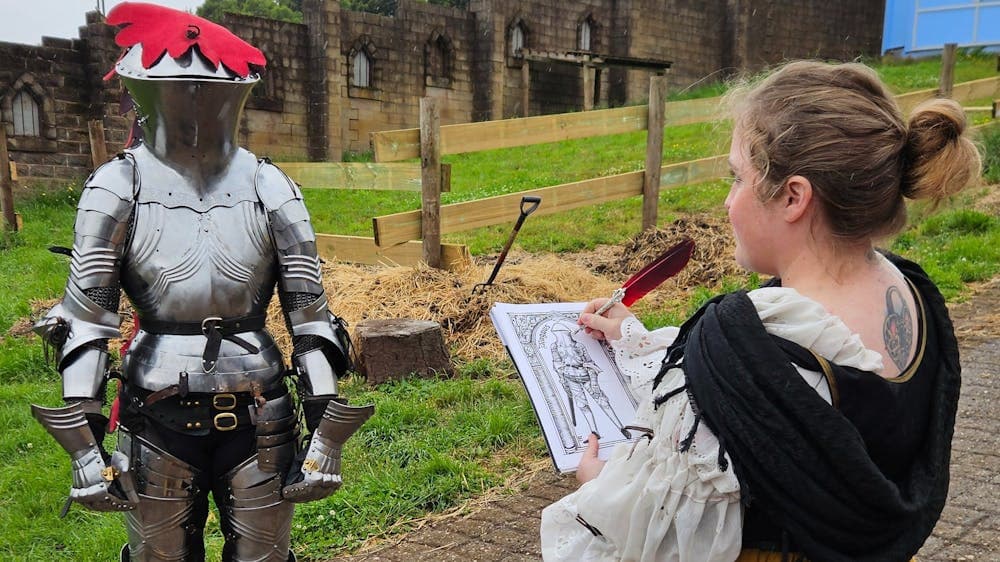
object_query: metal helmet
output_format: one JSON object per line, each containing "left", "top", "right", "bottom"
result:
{"left": 103, "top": 2, "right": 266, "bottom": 168}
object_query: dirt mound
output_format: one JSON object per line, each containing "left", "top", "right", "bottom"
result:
{"left": 580, "top": 214, "right": 742, "bottom": 288}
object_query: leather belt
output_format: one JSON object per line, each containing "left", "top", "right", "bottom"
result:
{"left": 126, "top": 385, "right": 287, "bottom": 433}
{"left": 140, "top": 315, "right": 267, "bottom": 372}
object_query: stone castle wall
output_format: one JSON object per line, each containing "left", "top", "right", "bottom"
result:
{"left": 0, "top": 0, "right": 883, "bottom": 191}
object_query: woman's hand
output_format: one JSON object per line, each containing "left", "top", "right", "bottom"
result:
{"left": 578, "top": 298, "right": 635, "bottom": 341}
{"left": 576, "top": 433, "right": 606, "bottom": 485}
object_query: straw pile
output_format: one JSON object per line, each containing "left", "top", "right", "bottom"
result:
{"left": 19, "top": 215, "right": 742, "bottom": 369}
{"left": 266, "top": 256, "right": 620, "bottom": 364}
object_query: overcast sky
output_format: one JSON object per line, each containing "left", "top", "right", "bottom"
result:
{"left": 0, "top": 0, "right": 205, "bottom": 46}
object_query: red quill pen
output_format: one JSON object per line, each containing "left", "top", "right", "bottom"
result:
{"left": 593, "top": 238, "right": 695, "bottom": 315}
{"left": 621, "top": 238, "right": 695, "bottom": 306}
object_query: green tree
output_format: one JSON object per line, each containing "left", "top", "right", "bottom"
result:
{"left": 339, "top": 0, "right": 469, "bottom": 15}
{"left": 197, "top": 0, "right": 470, "bottom": 22}
{"left": 340, "top": 0, "right": 397, "bottom": 15}
{"left": 197, "top": 0, "right": 303, "bottom": 24}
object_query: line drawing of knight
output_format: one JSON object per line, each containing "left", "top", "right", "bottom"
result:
{"left": 30, "top": 3, "right": 372, "bottom": 561}
{"left": 547, "top": 324, "right": 628, "bottom": 442}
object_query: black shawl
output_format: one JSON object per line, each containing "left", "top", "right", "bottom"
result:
{"left": 657, "top": 255, "right": 960, "bottom": 562}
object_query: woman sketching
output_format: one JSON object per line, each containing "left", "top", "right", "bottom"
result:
{"left": 540, "top": 61, "right": 981, "bottom": 561}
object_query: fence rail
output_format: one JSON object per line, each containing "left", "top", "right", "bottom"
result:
{"left": 373, "top": 155, "right": 728, "bottom": 248}
{"left": 279, "top": 162, "right": 450, "bottom": 192}
{"left": 316, "top": 234, "right": 470, "bottom": 270}
{"left": 371, "top": 95, "right": 728, "bottom": 163}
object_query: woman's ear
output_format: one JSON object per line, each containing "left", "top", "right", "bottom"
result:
{"left": 781, "top": 175, "right": 813, "bottom": 223}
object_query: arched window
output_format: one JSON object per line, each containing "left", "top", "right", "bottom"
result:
{"left": 579, "top": 20, "right": 592, "bottom": 51}
{"left": 510, "top": 22, "right": 526, "bottom": 57}
{"left": 12, "top": 90, "right": 40, "bottom": 137}
{"left": 425, "top": 31, "right": 453, "bottom": 88}
{"left": 352, "top": 50, "right": 372, "bottom": 88}
{"left": 428, "top": 35, "right": 450, "bottom": 79}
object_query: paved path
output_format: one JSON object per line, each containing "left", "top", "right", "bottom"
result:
{"left": 328, "top": 281, "right": 999, "bottom": 562}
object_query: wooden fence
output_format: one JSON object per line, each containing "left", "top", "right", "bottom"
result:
{"left": 368, "top": 69, "right": 999, "bottom": 267}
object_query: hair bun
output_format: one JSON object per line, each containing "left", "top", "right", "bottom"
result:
{"left": 901, "top": 98, "right": 981, "bottom": 202}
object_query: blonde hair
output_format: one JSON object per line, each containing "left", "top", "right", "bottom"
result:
{"left": 726, "top": 60, "right": 981, "bottom": 240}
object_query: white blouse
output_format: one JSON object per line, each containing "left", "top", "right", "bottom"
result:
{"left": 540, "top": 287, "right": 883, "bottom": 562}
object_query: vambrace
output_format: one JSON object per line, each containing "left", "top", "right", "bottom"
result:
{"left": 35, "top": 282, "right": 121, "bottom": 400}
{"left": 282, "top": 291, "right": 353, "bottom": 394}
{"left": 262, "top": 162, "right": 352, "bottom": 388}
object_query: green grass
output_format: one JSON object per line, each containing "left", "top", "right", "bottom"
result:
{"left": 891, "top": 207, "right": 1000, "bottom": 300}
{"left": 979, "top": 122, "right": 1000, "bottom": 184}
{"left": 1, "top": 54, "right": 998, "bottom": 560}
{"left": 873, "top": 50, "right": 999, "bottom": 93}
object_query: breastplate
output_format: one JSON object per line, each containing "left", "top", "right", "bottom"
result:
{"left": 122, "top": 201, "right": 277, "bottom": 321}
{"left": 118, "top": 148, "right": 285, "bottom": 393}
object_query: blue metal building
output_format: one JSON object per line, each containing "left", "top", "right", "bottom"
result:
{"left": 883, "top": 0, "right": 1000, "bottom": 55}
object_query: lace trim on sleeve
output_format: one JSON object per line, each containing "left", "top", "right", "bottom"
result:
{"left": 611, "top": 317, "right": 680, "bottom": 392}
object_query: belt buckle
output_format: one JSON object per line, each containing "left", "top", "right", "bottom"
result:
{"left": 212, "top": 393, "right": 237, "bottom": 411}
{"left": 213, "top": 412, "right": 238, "bottom": 431}
{"left": 201, "top": 316, "right": 223, "bottom": 335}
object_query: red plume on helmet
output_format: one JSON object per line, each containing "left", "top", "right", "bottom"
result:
{"left": 103, "top": 2, "right": 267, "bottom": 80}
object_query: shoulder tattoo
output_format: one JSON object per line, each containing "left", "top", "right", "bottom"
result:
{"left": 882, "top": 286, "right": 913, "bottom": 371}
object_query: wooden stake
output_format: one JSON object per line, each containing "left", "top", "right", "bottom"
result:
{"left": 88, "top": 120, "right": 108, "bottom": 168}
{"left": 420, "top": 97, "right": 442, "bottom": 268}
{"left": 939, "top": 43, "right": 957, "bottom": 98}
{"left": 642, "top": 75, "right": 667, "bottom": 231}
{"left": 0, "top": 128, "right": 17, "bottom": 232}
{"left": 521, "top": 62, "right": 530, "bottom": 118}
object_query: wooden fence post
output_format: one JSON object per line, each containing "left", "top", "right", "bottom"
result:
{"left": 420, "top": 97, "right": 442, "bottom": 269}
{"left": 0, "top": 128, "right": 17, "bottom": 232}
{"left": 642, "top": 74, "right": 667, "bottom": 231}
{"left": 939, "top": 43, "right": 957, "bottom": 98}
{"left": 88, "top": 119, "right": 108, "bottom": 168}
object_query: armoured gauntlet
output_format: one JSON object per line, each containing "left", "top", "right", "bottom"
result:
{"left": 282, "top": 397, "right": 373, "bottom": 503}
{"left": 31, "top": 402, "right": 139, "bottom": 513}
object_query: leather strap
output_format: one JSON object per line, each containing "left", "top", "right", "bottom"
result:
{"left": 139, "top": 314, "right": 266, "bottom": 335}
{"left": 139, "top": 315, "right": 266, "bottom": 372}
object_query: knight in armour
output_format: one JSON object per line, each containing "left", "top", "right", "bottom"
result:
{"left": 30, "top": 3, "right": 372, "bottom": 560}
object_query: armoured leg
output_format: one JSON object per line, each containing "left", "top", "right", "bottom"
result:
{"left": 119, "top": 430, "right": 201, "bottom": 562}
{"left": 586, "top": 382, "right": 629, "bottom": 437}
{"left": 221, "top": 455, "right": 294, "bottom": 562}
{"left": 253, "top": 394, "right": 297, "bottom": 475}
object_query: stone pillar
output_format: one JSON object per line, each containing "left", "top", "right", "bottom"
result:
{"left": 304, "top": 0, "right": 343, "bottom": 161}
{"left": 470, "top": 0, "right": 505, "bottom": 121}
{"left": 80, "top": 10, "right": 127, "bottom": 154}
{"left": 608, "top": 0, "right": 632, "bottom": 107}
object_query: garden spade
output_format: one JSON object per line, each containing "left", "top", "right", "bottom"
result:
{"left": 472, "top": 195, "right": 541, "bottom": 294}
